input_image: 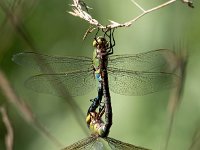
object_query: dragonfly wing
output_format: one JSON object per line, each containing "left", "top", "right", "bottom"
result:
{"left": 93, "top": 141, "right": 104, "bottom": 150}
{"left": 105, "top": 137, "right": 150, "bottom": 150}
{"left": 63, "top": 137, "right": 97, "bottom": 150}
{"left": 109, "top": 49, "right": 178, "bottom": 73}
{"left": 108, "top": 68, "right": 179, "bottom": 96}
{"left": 25, "top": 70, "right": 96, "bottom": 97}
{"left": 12, "top": 52, "right": 92, "bottom": 73}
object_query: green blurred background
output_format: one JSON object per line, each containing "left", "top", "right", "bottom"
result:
{"left": 0, "top": 0, "right": 200, "bottom": 150}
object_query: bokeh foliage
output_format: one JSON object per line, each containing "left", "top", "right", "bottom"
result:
{"left": 0, "top": 0, "right": 200, "bottom": 150}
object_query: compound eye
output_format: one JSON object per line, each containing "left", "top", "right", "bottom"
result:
{"left": 93, "top": 39, "right": 98, "bottom": 47}
{"left": 93, "top": 37, "right": 108, "bottom": 48}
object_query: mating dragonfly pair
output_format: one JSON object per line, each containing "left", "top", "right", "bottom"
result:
{"left": 13, "top": 33, "right": 178, "bottom": 149}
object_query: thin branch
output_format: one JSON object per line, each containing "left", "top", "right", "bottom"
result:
{"left": 109, "top": 0, "right": 177, "bottom": 28}
{"left": 69, "top": 0, "right": 177, "bottom": 30}
{"left": 0, "top": 106, "right": 14, "bottom": 150}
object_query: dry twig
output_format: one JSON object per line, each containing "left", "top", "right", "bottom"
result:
{"left": 69, "top": 0, "right": 194, "bottom": 35}
{"left": 69, "top": 0, "right": 178, "bottom": 30}
{"left": 0, "top": 106, "right": 14, "bottom": 150}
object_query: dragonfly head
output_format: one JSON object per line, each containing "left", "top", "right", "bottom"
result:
{"left": 93, "top": 36, "right": 109, "bottom": 50}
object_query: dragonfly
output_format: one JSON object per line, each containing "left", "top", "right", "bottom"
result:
{"left": 12, "top": 42, "right": 179, "bottom": 98}
{"left": 64, "top": 36, "right": 151, "bottom": 149}
{"left": 12, "top": 36, "right": 178, "bottom": 138}
{"left": 13, "top": 36, "right": 173, "bottom": 149}
{"left": 63, "top": 94, "right": 150, "bottom": 150}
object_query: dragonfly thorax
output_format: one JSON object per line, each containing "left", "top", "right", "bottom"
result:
{"left": 92, "top": 37, "right": 109, "bottom": 74}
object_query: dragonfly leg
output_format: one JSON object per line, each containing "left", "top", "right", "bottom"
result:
{"left": 98, "top": 103, "right": 105, "bottom": 118}
{"left": 105, "top": 28, "right": 115, "bottom": 55}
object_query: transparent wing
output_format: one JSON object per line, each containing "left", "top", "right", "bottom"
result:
{"left": 63, "top": 137, "right": 97, "bottom": 150}
{"left": 104, "top": 137, "right": 150, "bottom": 150}
{"left": 109, "top": 49, "right": 178, "bottom": 73}
{"left": 108, "top": 68, "right": 179, "bottom": 96}
{"left": 92, "top": 141, "right": 104, "bottom": 150}
{"left": 12, "top": 52, "right": 92, "bottom": 73}
{"left": 25, "top": 70, "right": 96, "bottom": 97}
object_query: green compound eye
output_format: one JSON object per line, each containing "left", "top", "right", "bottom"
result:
{"left": 93, "top": 40, "right": 97, "bottom": 47}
